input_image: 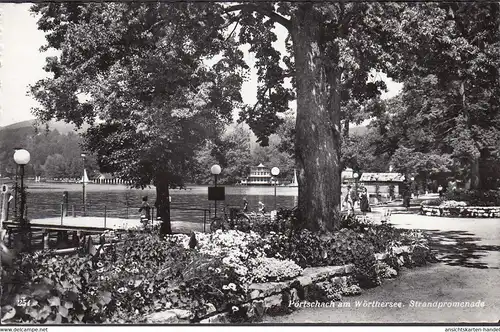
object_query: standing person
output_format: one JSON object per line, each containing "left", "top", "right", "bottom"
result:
{"left": 258, "top": 201, "right": 266, "bottom": 215}
{"left": 344, "top": 185, "right": 355, "bottom": 216}
{"left": 438, "top": 185, "right": 443, "bottom": 197}
{"left": 242, "top": 198, "right": 249, "bottom": 213}
{"left": 139, "top": 196, "right": 151, "bottom": 225}
{"left": 62, "top": 191, "right": 69, "bottom": 217}
{"left": 403, "top": 181, "right": 411, "bottom": 210}
{"left": 360, "top": 187, "right": 370, "bottom": 215}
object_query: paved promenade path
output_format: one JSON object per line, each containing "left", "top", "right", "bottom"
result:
{"left": 264, "top": 213, "right": 500, "bottom": 323}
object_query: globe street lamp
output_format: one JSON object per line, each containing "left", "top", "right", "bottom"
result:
{"left": 81, "top": 153, "right": 87, "bottom": 216}
{"left": 13, "top": 148, "right": 30, "bottom": 251}
{"left": 271, "top": 167, "right": 280, "bottom": 211}
{"left": 211, "top": 164, "right": 221, "bottom": 219}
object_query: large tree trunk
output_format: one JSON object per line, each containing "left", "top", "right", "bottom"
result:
{"left": 154, "top": 176, "right": 172, "bottom": 236}
{"left": 291, "top": 6, "right": 342, "bottom": 233}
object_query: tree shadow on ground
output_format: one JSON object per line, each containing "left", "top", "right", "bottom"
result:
{"left": 409, "top": 228, "right": 500, "bottom": 269}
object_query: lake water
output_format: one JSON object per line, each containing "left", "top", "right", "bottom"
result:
{"left": 4, "top": 181, "right": 385, "bottom": 227}
{"left": 8, "top": 182, "right": 299, "bottom": 225}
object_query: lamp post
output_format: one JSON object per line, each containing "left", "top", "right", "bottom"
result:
{"left": 353, "top": 172, "right": 359, "bottom": 207}
{"left": 13, "top": 147, "right": 21, "bottom": 218}
{"left": 81, "top": 153, "right": 86, "bottom": 216}
{"left": 271, "top": 167, "right": 280, "bottom": 211}
{"left": 211, "top": 164, "right": 221, "bottom": 219}
{"left": 13, "top": 148, "right": 30, "bottom": 251}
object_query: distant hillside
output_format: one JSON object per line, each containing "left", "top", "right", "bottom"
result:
{"left": 0, "top": 119, "right": 84, "bottom": 135}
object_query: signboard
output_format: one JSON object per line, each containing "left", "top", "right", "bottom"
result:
{"left": 208, "top": 187, "right": 225, "bottom": 201}
{"left": 1, "top": 185, "right": 7, "bottom": 193}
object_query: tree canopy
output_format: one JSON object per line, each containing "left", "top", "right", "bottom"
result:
{"left": 30, "top": 3, "right": 247, "bottom": 233}
{"left": 29, "top": 2, "right": 499, "bottom": 234}
{"left": 369, "top": 3, "right": 500, "bottom": 189}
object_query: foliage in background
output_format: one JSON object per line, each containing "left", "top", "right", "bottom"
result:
{"left": 192, "top": 121, "right": 296, "bottom": 185}
{"left": 369, "top": 3, "right": 500, "bottom": 190}
{"left": 0, "top": 126, "right": 99, "bottom": 180}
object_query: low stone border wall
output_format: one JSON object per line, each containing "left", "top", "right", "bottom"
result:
{"left": 421, "top": 205, "right": 500, "bottom": 218}
{"left": 145, "top": 264, "right": 354, "bottom": 324}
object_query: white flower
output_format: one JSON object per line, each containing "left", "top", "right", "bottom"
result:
{"left": 232, "top": 306, "right": 239, "bottom": 312}
{"left": 222, "top": 285, "right": 230, "bottom": 290}
{"left": 228, "top": 283, "right": 237, "bottom": 291}
{"left": 117, "top": 287, "right": 128, "bottom": 294}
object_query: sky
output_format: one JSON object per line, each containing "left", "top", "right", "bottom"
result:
{"left": 0, "top": 3, "right": 402, "bottom": 128}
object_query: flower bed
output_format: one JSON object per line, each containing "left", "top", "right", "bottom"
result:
{"left": 145, "top": 264, "right": 356, "bottom": 324}
{"left": 1, "top": 211, "right": 436, "bottom": 324}
{"left": 420, "top": 190, "right": 500, "bottom": 217}
{"left": 1, "top": 230, "right": 304, "bottom": 324}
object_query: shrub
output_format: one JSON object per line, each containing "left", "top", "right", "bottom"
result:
{"left": 339, "top": 214, "right": 374, "bottom": 233}
{"left": 445, "top": 189, "right": 500, "bottom": 206}
{"left": 306, "top": 282, "right": 343, "bottom": 302}
{"left": 329, "top": 229, "right": 380, "bottom": 288}
{"left": 286, "top": 229, "right": 328, "bottom": 268}
{"left": 438, "top": 200, "right": 467, "bottom": 208}
{"left": 249, "top": 257, "right": 303, "bottom": 283}
{"left": 251, "top": 207, "right": 297, "bottom": 236}
{"left": 376, "top": 261, "right": 397, "bottom": 279}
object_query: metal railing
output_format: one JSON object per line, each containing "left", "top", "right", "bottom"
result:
{"left": 5, "top": 202, "right": 210, "bottom": 233}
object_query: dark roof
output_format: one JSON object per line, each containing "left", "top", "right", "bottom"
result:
{"left": 360, "top": 173, "right": 405, "bottom": 182}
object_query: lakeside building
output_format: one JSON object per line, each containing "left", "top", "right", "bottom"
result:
{"left": 93, "top": 173, "right": 132, "bottom": 185}
{"left": 240, "top": 163, "right": 277, "bottom": 186}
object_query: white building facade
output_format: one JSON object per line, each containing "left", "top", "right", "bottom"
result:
{"left": 241, "top": 163, "right": 275, "bottom": 185}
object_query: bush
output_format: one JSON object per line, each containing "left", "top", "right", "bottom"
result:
{"left": 445, "top": 189, "right": 500, "bottom": 206}
{"left": 286, "top": 229, "right": 328, "bottom": 268}
{"left": 329, "top": 229, "right": 380, "bottom": 288}
{"left": 249, "top": 209, "right": 433, "bottom": 289}
{"left": 339, "top": 214, "right": 374, "bottom": 233}
{"left": 251, "top": 207, "right": 297, "bottom": 236}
